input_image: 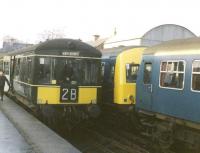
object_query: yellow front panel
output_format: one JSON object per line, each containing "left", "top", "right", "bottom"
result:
{"left": 114, "top": 47, "right": 145, "bottom": 105}
{"left": 37, "top": 86, "right": 98, "bottom": 104}
{"left": 37, "top": 87, "right": 60, "bottom": 104}
{"left": 78, "top": 88, "right": 97, "bottom": 104}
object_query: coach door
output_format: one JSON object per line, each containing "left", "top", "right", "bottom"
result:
{"left": 138, "top": 60, "right": 153, "bottom": 111}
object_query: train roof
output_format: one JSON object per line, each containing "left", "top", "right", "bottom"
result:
{"left": 7, "top": 39, "right": 102, "bottom": 57}
{"left": 144, "top": 37, "right": 200, "bottom": 55}
{"left": 102, "top": 45, "right": 145, "bottom": 58}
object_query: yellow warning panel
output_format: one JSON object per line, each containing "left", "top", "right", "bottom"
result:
{"left": 78, "top": 88, "right": 97, "bottom": 104}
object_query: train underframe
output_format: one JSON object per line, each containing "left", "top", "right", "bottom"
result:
{"left": 137, "top": 111, "right": 200, "bottom": 152}
{"left": 7, "top": 91, "right": 101, "bottom": 131}
{"left": 38, "top": 104, "right": 101, "bottom": 129}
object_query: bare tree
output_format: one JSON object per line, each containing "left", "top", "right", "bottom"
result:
{"left": 38, "top": 28, "right": 66, "bottom": 42}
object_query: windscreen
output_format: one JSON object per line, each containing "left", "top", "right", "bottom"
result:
{"left": 36, "top": 57, "right": 101, "bottom": 85}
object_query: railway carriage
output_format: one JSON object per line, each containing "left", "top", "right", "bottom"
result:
{"left": 136, "top": 38, "right": 200, "bottom": 151}
{"left": 0, "top": 39, "right": 102, "bottom": 125}
{"left": 101, "top": 46, "right": 145, "bottom": 112}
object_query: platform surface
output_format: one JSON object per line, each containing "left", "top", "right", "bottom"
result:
{"left": 0, "top": 108, "right": 34, "bottom": 153}
{"left": 0, "top": 96, "right": 81, "bottom": 153}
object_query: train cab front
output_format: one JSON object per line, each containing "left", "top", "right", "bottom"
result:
{"left": 36, "top": 57, "right": 101, "bottom": 120}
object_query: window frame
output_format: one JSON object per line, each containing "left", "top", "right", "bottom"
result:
{"left": 159, "top": 60, "right": 186, "bottom": 90}
{"left": 191, "top": 60, "right": 200, "bottom": 93}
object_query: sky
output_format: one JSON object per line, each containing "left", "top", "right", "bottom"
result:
{"left": 0, "top": 0, "right": 200, "bottom": 46}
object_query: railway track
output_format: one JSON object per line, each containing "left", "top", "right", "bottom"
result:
{"left": 6, "top": 95, "right": 194, "bottom": 153}
{"left": 67, "top": 120, "right": 149, "bottom": 153}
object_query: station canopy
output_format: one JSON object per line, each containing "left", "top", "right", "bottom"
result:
{"left": 103, "top": 24, "right": 197, "bottom": 49}
{"left": 141, "top": 24, "right": 197, "bottom": 46}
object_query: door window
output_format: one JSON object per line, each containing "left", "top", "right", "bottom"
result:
{"left": 143, "top": 63, "right": 152, "bottom": 84}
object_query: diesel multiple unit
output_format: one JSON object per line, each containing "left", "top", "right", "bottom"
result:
{"left": 0, "top": 39, "right": 102, "bottom": 126}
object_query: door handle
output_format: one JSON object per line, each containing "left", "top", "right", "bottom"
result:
{"left": 148, "top": 84, "right": 152, "bottom": 93}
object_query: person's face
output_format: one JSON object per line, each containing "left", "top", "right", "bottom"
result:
{"left": 0, "top": 71, "right": 3, "bottom": 76}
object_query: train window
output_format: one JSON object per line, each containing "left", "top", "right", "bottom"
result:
{"left": 20, "top": 58, "right": 26, "bottom": 81}
{"left": 14, "top": 57, "right": 25, "bottom": 82}
{"left": 161, "top": 62, "right": 167, "bottom": 71}
{"left": 160, "top": 61, "right": 185, "bottom": 89}
{"left": 192, "top": 60, "right": 200, "bottom": 91}
{"left": 23, "top": 57, "right": 33, "bottom": 83}
{"left": 3, "top": 62, "right": 9, "bottom": 75}
{"left": 0, "top": 60, "right": 3, "bottom": 70}
{"left": 14, "top": 58, "right": 21, "bottom": 81}
{"left": 37, "top": 57, "right": 52, "bottom": 84}
{"left": 178, "top": 61, "right": 184, "bottom": 71}
{"left": 41, "top": 58, "right": 101, "bottom": 86}
{"left": 143, "top": 63, "right": 152, "bottom": 84}
{"left": 126, "top": 64, "right": 139, "bottom": 83}
{"left": 79, "top": 60, "right": 100, "bottom": 85}
{"left": 101, "top": 62, "right": 105, "bottom": 77}
{"left": 110, "top": 65, "right": 115, "bottom": 80}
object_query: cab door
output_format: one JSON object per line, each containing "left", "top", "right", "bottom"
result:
{"left": 136, "top": 59, "right": 153, "bottom": 111}
{"left": 102, "top": 60, "right": 115, "bottom": 103}
{"left": 3, "top": 60, "right": 10, "bottom": 92}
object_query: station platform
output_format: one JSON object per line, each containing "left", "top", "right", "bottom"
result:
{"left": 0, "top": 96, "right": 81, "bottom": 153}
{"left": 0, "top": 108, "right": 34, "bottom": 153}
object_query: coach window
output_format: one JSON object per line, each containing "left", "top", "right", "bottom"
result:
{"left": 160, "top": 61, "right": 185, "bottom": 89}
{"left": 192, "top": 60, "right": 200, "bottom": 91}
{"left": 0, "top": 60, "right": 3, "bottom": 70}
{"left": 3, "top": 62, "right": 9, "bottom": 75}
{"left": 126, "top": 64, "right": 139, "bottom": 83}
{"left": 143, "top": 63, "right": 152, "bottom": 84}
{"left": 23, "top": 57, "right": 32, "bottom": 83}
{"left": 14, "top": 58, "right": 20, "bottom": 80}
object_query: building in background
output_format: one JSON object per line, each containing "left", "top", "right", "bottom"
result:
{"left": 86, "top": 35, "right": 109, "bottom": 50}
{"left": 0, "top": 36, "right": 33, "bottom": 52}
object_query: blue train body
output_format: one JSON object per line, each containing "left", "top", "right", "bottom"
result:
{"left": 136, "top": 38, "right": 200, "bottom": 150}
{"left": 137, "top": 54, "right": 200, "bottom": 124}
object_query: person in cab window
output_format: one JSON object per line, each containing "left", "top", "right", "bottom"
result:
{"left": 0, "top": 70, "right": 10, "bottom": 101}
{"left": 61, "top": 64, "right": 74, "bottom": 83}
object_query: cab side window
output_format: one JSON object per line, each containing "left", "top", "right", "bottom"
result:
{"left": 126, "top": 64, "right": 139, "bottom": 83}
